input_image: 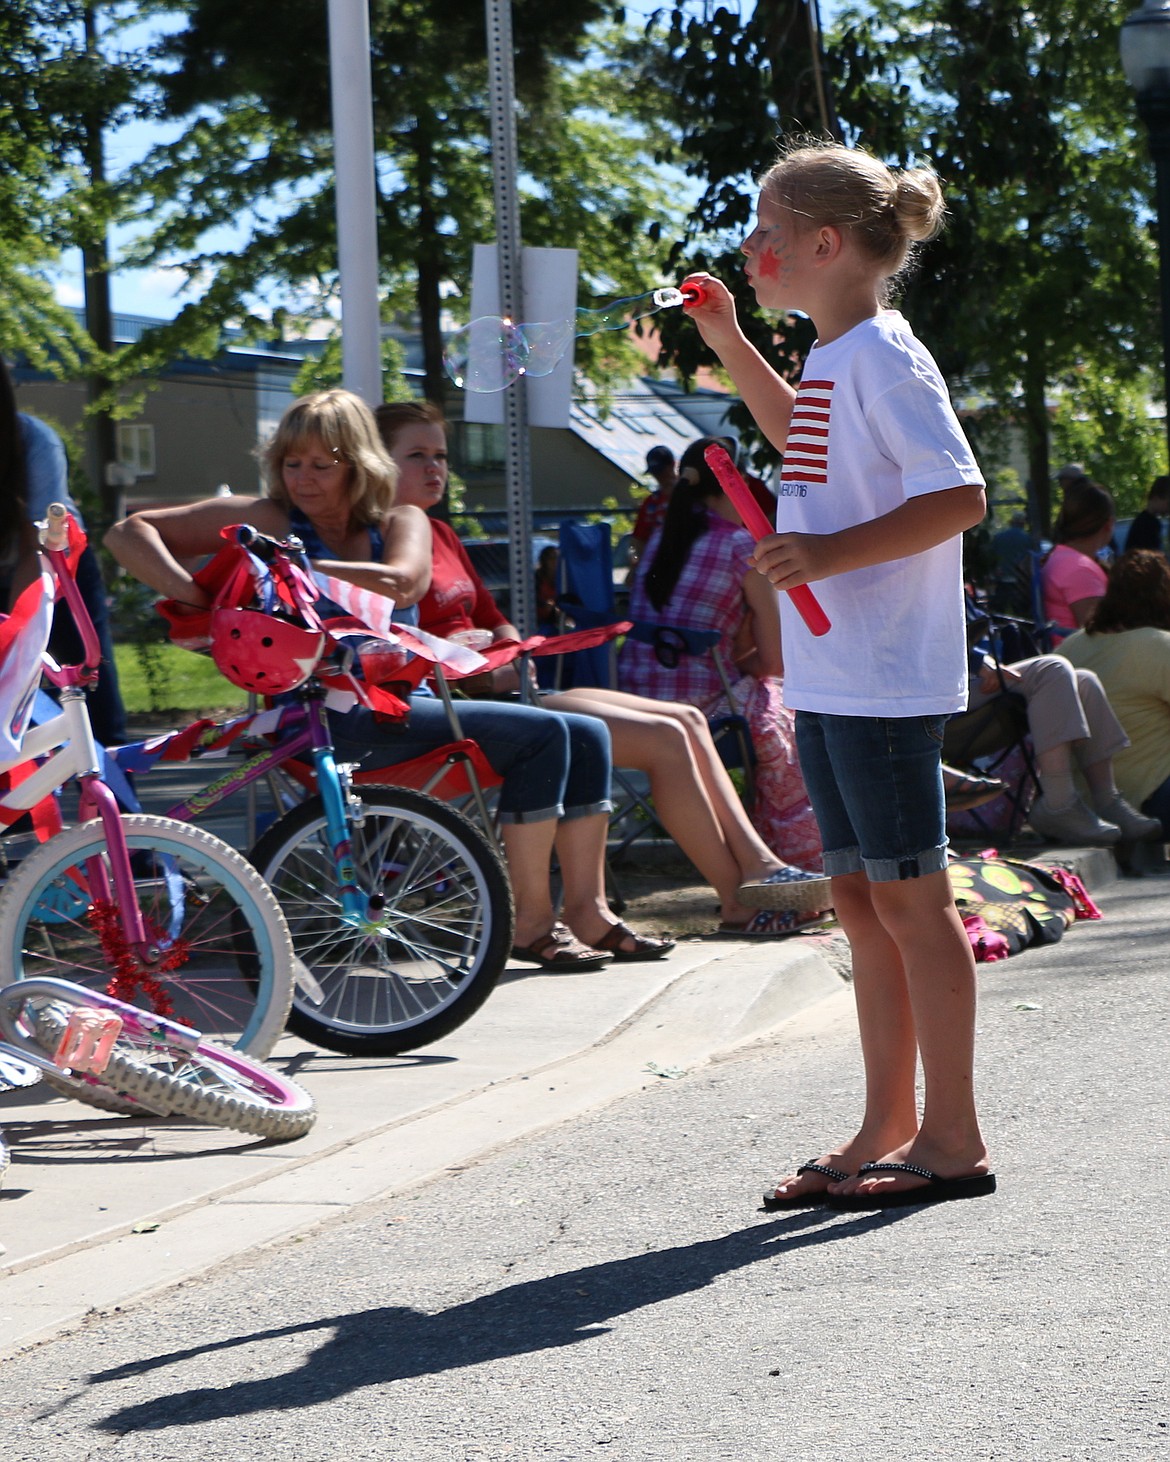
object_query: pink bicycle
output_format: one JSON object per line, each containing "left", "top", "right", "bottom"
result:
{"left": 0, "top": 506, "right": 297, "bottom": 1057}
{"left": 0, "top": 974, "right": 316, "bottom": 1142}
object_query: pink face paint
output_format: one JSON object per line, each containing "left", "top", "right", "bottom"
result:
{"left": 756, "top": 247, "right": 781, "bottom": 279}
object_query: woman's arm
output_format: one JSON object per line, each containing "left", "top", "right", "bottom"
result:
{"left": 312, "top": 504, "right": 432, "bottom": 607}
{"left": 1069, "top": 595, "right": 1103, "bottom": 628}
{"left": 104, "top": 495, "right": 285, "bottom": 606}
{"left": 750, "top": 482, "right": 987, "bottom": 593}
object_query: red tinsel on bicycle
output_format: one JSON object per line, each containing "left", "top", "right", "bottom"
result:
{"left": 88, "top": 899, "right": 194, "bottom": 1019}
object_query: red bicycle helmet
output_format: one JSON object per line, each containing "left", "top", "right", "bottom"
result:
{"left": 210, "top": 607, "right": 327, "bottom": 694}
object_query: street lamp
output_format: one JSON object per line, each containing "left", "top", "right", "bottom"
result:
{"left": 1121, "top": 0, "right": 1170, "bottom": 469}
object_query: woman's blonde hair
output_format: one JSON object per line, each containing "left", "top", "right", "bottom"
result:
{"left": 760, "top": 139, "right": 946, "bottom": 284}
{"left": 262, "top": 389, "right": 398, "bottom": 524}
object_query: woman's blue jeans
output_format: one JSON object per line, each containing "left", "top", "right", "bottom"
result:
{"left": 328, "top": 696, "right": 612, "bottom": 824}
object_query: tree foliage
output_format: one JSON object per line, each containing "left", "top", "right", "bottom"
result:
{"left": 0, "top": 0, "right": 137, "bottom": 374}
{"left": 649, "top": 0, "right": 1159, "bottom": 531}
{"left": 112, "top": 0, "right": 682, "bottom": 404}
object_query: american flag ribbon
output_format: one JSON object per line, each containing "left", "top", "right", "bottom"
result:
{"left": 311, "top": 572, "right": 399, "bottom": 637}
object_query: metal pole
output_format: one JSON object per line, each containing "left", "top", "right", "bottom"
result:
{"left": 327, "top": 0, "right": 382, "bottom": 405}
{"left": 484, "top": 0, "right": 535, "bottom": 635}
{"left": 1141, "top": 90, "right": 1170, "bottom": 470}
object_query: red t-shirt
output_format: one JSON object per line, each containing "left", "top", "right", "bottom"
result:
{"left": 632, "top": 490, "right": 670, "bottom": 544}
{"left": 418, "top": 519, "right": 511, "bottom": 638}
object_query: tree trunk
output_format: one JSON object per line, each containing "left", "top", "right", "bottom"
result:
{"left": 1022, "top": 339, "right": 1052, "bottom": 538}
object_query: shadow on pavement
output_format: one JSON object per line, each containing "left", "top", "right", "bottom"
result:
{"left": 84, "top": 1209, "right": 916, "bottom": 1433}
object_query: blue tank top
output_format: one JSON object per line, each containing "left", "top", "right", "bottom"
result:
{"left": 287, "top": 507, "right": 418, "bottom": 627}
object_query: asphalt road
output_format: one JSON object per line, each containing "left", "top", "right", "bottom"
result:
{"left": 3, "top": 865, "right": 1168, "bottom": 1461}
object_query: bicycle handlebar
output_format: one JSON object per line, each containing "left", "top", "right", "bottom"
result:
{"left": 234, "top": 524, "right": 307, "bottom": 565}
{"left": 41, "top": 502, "right": 70, "bottom": 552}
{"left": 38, "top": 504, "right": 104, "bottom": 677}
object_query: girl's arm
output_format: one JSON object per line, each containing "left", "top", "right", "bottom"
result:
{"left": 682, "top": 273, "right": 797, "bottom": 453}
{"left": 104, "top": 495, "right": 286, "bottom": 606}
{"left": 751, "top": 482, "right": 987, "bottom": 593}
{"left": 313, "top": 504, "right": 433, "bottom": 606}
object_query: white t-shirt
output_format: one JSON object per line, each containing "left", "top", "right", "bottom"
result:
{"left": 775, "top": 311, "right": 983, "bottom": 717}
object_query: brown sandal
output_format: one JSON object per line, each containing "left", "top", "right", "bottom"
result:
{"left": 590, "top": 922, "right": 675, "bottom": 963}
{"left": 510, "top": 923, "right": 611, "bottom": 972}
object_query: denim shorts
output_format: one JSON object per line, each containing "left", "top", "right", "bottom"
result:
{"left": 794, "top": 711, "right": 949, "bottom": 882}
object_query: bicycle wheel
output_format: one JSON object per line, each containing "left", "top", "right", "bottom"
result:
{"left": 250, "top": 785, "right": 514, "bottom": 1055}
{"left": 23, "top": 998, "right": 316, "bottom": 1140}
{"left": 0, "top": 815, "right": 295, "bottom": 1057}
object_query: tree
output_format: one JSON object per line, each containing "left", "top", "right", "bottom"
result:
{"left": 1049, "top": 364, "right": 1165, "bottom": 513}
{"left": 841, "top": 0, "right": 1159, "bottom": 532}
{"left": 0, "top": 2, "right": 109, "bottom": 375}
{"left": 0, "top": 2, "right": 169, "bottom": 516}
{"left": 642, "top": 1, "right": 838, "bottom": 449}
{"left": 113, "top": 0, "right": 682, "bottom": 407}
{"left": 648, "top": 0, "right": 1159, "bottom": 532}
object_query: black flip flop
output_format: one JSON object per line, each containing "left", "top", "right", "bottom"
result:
{"left": 824, "top": 1160, "right": 997, "bottom": 1210}
{"left": 762, "top": 1160, "right": 850, "bottom": 1210}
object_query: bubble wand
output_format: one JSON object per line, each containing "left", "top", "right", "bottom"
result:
{"left": 703, "top": 443, "right": 831, "bottom": 638}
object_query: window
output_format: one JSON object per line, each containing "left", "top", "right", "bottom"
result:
{"left": 456, "top": 421, "right": 506, "bottom": 472}
{"left": 117, "top": 422, "right": 156, "bottom": 478}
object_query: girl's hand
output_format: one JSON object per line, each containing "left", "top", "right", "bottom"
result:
{"left": 750, "top": 531, "right": 831, "bottom": 592}
{"left": 681, "top": 272, "right": 741, "bottom": 352}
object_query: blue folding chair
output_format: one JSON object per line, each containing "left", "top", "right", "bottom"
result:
{"left": 554, "top": 520, "right": 619, "bottom": 690}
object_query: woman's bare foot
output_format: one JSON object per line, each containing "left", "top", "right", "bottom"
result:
{"left": 765, "top": 1126, "right": 914, "bottom": 1205}
{"left": 831, "top": 1134, "right": 991, "bottom": 1200}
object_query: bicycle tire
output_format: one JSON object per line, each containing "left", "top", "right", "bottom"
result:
{"left": 28, "top": 1002, "right": 315, "bottom": 1140}
{"left": 250, "top": 785, "right": 514, "bottom": 1055}
{"left": 0, "top": 815, "right": 295, "bottom": 1058}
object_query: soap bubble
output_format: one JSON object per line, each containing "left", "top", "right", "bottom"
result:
{"left": 443, "top": 285, "right": 699, "bottom": 392}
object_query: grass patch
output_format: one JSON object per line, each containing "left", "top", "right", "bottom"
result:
{"left": 114, "top": 643, "right": 247, "bottom": 717}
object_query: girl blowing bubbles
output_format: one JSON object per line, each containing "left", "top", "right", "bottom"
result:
{"left": 685, "top": 139, "right": 995, "bottom": 1210}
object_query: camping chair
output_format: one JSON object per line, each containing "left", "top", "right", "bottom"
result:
{"left": 602, "top": 621, "right": 759, "bottom": 869}
{"left": 1025, "top": 550, "right": 1059, "bottom": 652}
{"left": 553, "top": 519, "right": 621, "bottom": 690}
{"left": 622, "top": 622, "right": 757, "bottom": 804}
{"left": 943, "top": 691, "right": 1040, "bottom": 838}
{"left": 553, "top": 519, "right": 758, "bottom": 799}
{"left": 946, "top": 600, "right": 1042, "bottom": 837}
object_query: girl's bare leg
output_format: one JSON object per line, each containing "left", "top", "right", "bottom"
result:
{"left": 767, "top": 871, "right": 921, "bottom": 1202}
{"left": 835, "top": 868, "right": 990, "bottom": 1198}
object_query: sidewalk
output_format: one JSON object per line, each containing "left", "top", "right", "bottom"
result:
{"left": 0, "top": 928, "right": 849, "bottom": 1359}
{"left": 0, "top": 743, "right": 1124, "bottom": 1359}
